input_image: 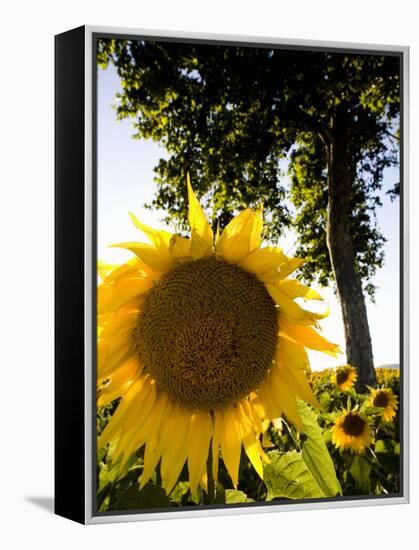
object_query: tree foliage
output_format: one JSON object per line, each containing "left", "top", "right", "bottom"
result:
{"left": 97, "top": 39, "right": 399, "bottom": 298}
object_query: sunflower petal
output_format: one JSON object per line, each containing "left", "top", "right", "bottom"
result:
{"left": 276, "top": 361, "right": 318, "bottom": 409}
{"left": 140, "top": 396, "right": 172, "bottom": 487}
{"left": 160, "top": 404, "right": 191, "bottom": 494}
{"left": 97, "top": 343, "right": 136, "bottom": 381}
{"left": 97, "top": 356, "right": 141, "bottom": 407}
{"left": 257, "top": 378, "right": 282, "bottom": 420}
{"left": 187, "top": 175, "right": 213, "bottom": 255}
{"left": 187, "top": 411, "right": 213, "bottom": 494}
{"left": 113, "top": 379, "right": 157, "bottom": 469}
{"left": 266, "top": 283, "right": 329, "bottom": 322}
{"left": 239, "top": 247, "right": 304, "bottom": 283}
{"left": 169, "top": 234, "right": 191, "bottom": 259}
{"left": 279, "top": 279, "right": 322, "bottom": 301}
{"left": 237, "top": 403, "right": 263, "bottom": 479}
{"left": 189, "top": 229, "right": 213, "bottom": 259}
{"left": 97, "top": 261, "right": 119, "bottom": 281}
{"left": 279, "top": 316, "right": 341, "bottom": 356}
{"left": 98, "top": 378, "right": 146, "bottom": 449}
{"left": 128, "top": 212, "right": 172, "bottom": 248}
{"left": 270, "top": 369, "right": 303, "bottom": 429}
{"left": 212, "top": 411, "right": 223, "bottom": 482}
{"left": 110, "top": 242, "right": 175, "bottom": 273}
{"left": 217, "top": 208, "right": 263, "bottom": 263}
{"left": 98, "top": 275, "right": 153, "bottom": 314}
{"left": 220, "top": 406, "right": 242, "bottom": 488}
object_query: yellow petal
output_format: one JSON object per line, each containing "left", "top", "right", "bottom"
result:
{"left": 237, "top": 403, "right": 263, "bottom": 479}
{"left": 98, "top": 274, "right": 154, "bottom": 314}
{"left": 110, "top": 242, "right": 175, "bottom": 273}
{"left": 99, "top": 257, "right": 153, "bottom": 285}
{"left": 257, "top": 377, "right": 282, "bottom": 420}
{"left": 212, "top": 410, "right": 223, "bottom": 482}
{"left": 187, "top": 411, "right": 213, "bottom": 494}
{"left": 113, "top": 379, "right": 157, "bottom": 469}
{"left": 214, "top": 220, "right": 221, "bottom": 247}
{"left": 187, "top": 175, "right": 213, "bottom": 255}
{"left": 97, "top": 356, "right": 141, "bottom": 406}
{"left": 275, "top": 360, "right": 318, "bottom": 409}
{"left": 217, "top": 208, "right": 263, "bottom": 263}
{"left": 128, "top": 211, "right": 172, "bottom": 248}
{"left": 279, "top": 316, "right": 341, "bottom": 356}
{"left": 220, "top": 406, "right": 242, "bottom": 488}
{"left": 99, "top": 307, "right": 139, "bottom": 346}
{"left": 98, "top": 378, "right": 146, "bottom": 449}
{"left": 200, "top": 470, "right": 208, "bottom": 493}
{"left": 266, "top": 283, "right": 329, "bottom": 322}
{"left": 276, "top": 335, "right": 309, "bottom": 371}
{"left": 97, "top": 343, "right": 136, "bottom": 380}
{"left": 140, "top": 395, "right": 172, "bottom": 487}
{"left": 239, "top": 247, "right": 305, "bottom": 283}
{"left": 169, "top": 234, "right": 191, "bottom": 259}
{"left": 97, "top": 261, "right": 119, "bottom": 281}
{"left": 249, "top": 394, "right": 268, "bottom": 426}
{"left": 279, "top": 279, "right": 322, "bottom": 301}
{"left": 189, "top": 229, "right": 213, "bottom": 259}
{"left": 278, "top": 257, "right": 306, "bottom": 280}
{"left": 241, "top": 398, "right": 263, "bottom": 434}
{"left": 160, "top": 404, "right": 191, "bottom": 494}
{"left": 270, "top": 368, "right": 303, "bottom": 429}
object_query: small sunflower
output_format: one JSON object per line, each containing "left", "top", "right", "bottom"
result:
{"left": 333, "top": 365, "right": 357, "bottom": 391}
{"left": 97, "top": 178, "right": 340, "bottom": 495}
{"left": 370, "top": 388, "right": 398, "bottom": 422}
{"left": 331, "top": 411, "right": 372, "bottom": 454}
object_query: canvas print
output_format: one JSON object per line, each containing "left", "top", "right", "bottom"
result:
{"left": 95, "top": 36, "right": 401, "bottom": 513}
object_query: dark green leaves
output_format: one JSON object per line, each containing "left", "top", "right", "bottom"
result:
{"left": 114, "top": 483, "right": 171, "bottom": 511}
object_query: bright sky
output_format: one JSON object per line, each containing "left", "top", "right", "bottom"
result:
{"left": 97, "top": 63, "right": 400, "bottom": 371}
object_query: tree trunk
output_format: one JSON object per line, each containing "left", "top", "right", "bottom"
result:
{"left": 325, "top": 110, "right": 377, "bottom": 392}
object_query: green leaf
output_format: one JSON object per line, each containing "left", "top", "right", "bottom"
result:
{"left": 264, "top": 450, "right": 325, "bottom": 501}
{"left": 214, "top": 488, "right": 254, "bottom": 504}
{"left": 362, "top": 405, "right": 384, "bottom": 416}
{"left": 114, "top": 483, "right": 171, "bottom": 511}
{"left": 225, "top": 490, "right": 254, "bottom": 503}
{"left": 349, "top": 455, "right": 372, "bottom": 492}
{"left": 170, "top": 481, "right": 189, "bottom": 504}
{"left": 297, "top": 400, "right": 342, "bottom": 497}
{"left": 318, "top": 391, "right": 331, "bottom": 409}
{"left": 375, "top": 439, "right": 394, "bottom": 455}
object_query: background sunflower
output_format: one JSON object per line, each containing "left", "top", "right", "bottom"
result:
{"left": 331, "top": 411, "right": 372, "bottom": 454}
{"left": 334, "top": 365, "right": 357, "bottom": 391}
{"left": 370, "top": 388, "right": 398, "bottom": 422}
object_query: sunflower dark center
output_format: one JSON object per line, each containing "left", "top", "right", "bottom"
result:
{"left": 342, "top": 413, "right": 366, "bottom": 437}
{"left": 373, "top": 391, "right": 389, "bottom": 408}
{"left": 133, "top": 256, "right": 278, "bottom": 410}
{"left": 336, "top": 370, "right": 349, "bottom": 385}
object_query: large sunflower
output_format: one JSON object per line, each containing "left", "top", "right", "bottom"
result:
{"left": 370, "top": 388, "right": 398, "bottom": 422}
{"left": 97, "top": 179, "right": 339, "bottom": 496}
{"left": 331, "top": 411, "right": 372, "bottom": 454}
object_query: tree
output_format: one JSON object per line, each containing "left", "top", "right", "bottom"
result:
{"left": 98, "top": 39, "right": 400, "bottom": 390}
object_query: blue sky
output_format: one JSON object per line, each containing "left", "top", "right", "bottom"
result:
{"left": 97, "top": 63, "right": 400, "bottom": 371}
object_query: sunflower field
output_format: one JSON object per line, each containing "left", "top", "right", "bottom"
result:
{"left": 96, "top": 366, "right": 400, "bottom": 511}
{"left": 96, "top": 185, "right": 400, "bottom": 513}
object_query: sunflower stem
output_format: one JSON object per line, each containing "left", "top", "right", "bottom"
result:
{"left": 206, "top": 447, "right": 216, "bottom": 504}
